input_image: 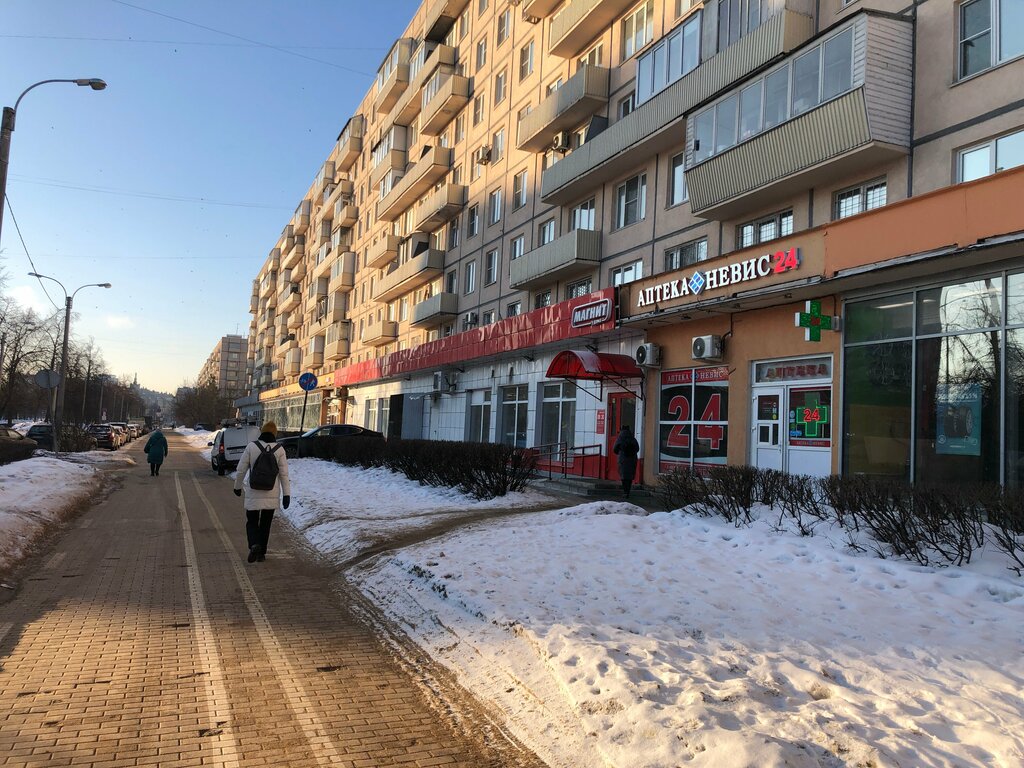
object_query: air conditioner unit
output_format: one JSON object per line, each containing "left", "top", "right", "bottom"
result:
{"left": 475, "top": 145, "right": 492, "bottom": 165}
{"left": 691, "top": 335, "right": 723, "bottom": 361}
{"left": 635, "top": 342, "right": 661, "bottom": 367}
{"left": 551, "top": 130, "right": 571, "bottom": 153}
{"left": 463, "top": 311, "right": 479, "bottom": 326}
{"left": 432, "top": 371, "right": 444, "bottom": 391}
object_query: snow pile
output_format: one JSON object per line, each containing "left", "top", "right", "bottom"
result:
{"left": 174, "top": 427, "right": 217, "bottom": 461}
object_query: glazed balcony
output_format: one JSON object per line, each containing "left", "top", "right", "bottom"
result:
{"left": 284, "top": 348, "right": 302, "bottom": 377}
{"left": 287, "top": 309, "right": 303, "bottom": 330}
{"left": 335, "top": 116, "right": 365, "bottom": 172}
{"left": 366, "top": 234, "right": 401, "bottom": 269}
{"left": 333, "top": 202, "right": 358, "bottom": 229}
{"left": 370, "top": 148, "right": 407, "bottom": 188}
{"left": 517, "top": 65, "right": 609, "bottom": 151}
{"left": 305, "top": 280, "right": 329, "bottom": 315}
{"left": 509, "top": 229, "right": 601, "bottom": 289}
{"left": 281, "top": 235, "right": 306, "bottom": 271}
{"left": 320, "top": 179, "right": 354, "bottom": 221}
{"left": 686, "top": 13, "right": 913, "bottom": 220}
{"left": 314, "top": 160, "right": 335, "bottom": 194}
{"left": 266, "top": 247, "right": 281, "bottom": 271}
{"left": 372, "top": 248, "right": 445, "bottom": 302}
{"left": 414, "top": 183, "right": 466, "bottom": 232}
{"left": 258, "top": 271, "right": 277, "bottom": 298}
{"left": 420, "top": 74, "right": 470, "bottom": 136}
{"left": 423, "top": 0, "right": 470, "bottom": 41}
{"left": 325, "top": 321, "right": 352, "bottom": 361}
{"left": 291, "top": 199, "right": 311, "bottom": 235}
{"left": 304, "top": 347, "right": 324, "bottom": 370}
{"left": 541, "top": 8, "right": 815, "bottom": 205}
{"left": 377, "top": 146, "right": 453, "bottom": 221}
{"left": 278, "top": 283, "right": 301, "bottom": 313}
{"left": 276, "top": 332, "right": 297, "bottom": 353}
{"left": 390, "top": 45, "right": 457, "bottom": 127}
{"left": 548, "top": 0, "right": 635, "bottom": 58}
{"left": 265, "top": 289, "right": 277, "bottom": 309}
{"left": 373, "top": 39, "right": 415, "bottom": 114}
{"left": 312, "top": 243, "right": 334, "bottom": 281}
{"left": 361, "top": 320, "right": 399, "bottom": 347}
{"left": 328, "top": 251, "right": 357, "bottom": 293}
{"left": 410, "top": 291, "right": 459, "bottom": 328}
{"left": 249, "top": 293, "right": 259, "bottom": 313}
{"left": 314, "top": 219, "right": 332, "bottom": 247}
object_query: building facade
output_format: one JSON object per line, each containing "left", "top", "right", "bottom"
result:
{"left": 199, "top": 335, "right": 249, "bottom": 399}
{"left": 242, "top": 0, "right": 1024, "bottom": 486}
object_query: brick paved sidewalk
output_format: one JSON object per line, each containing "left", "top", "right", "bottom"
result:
{"left": 0, "top": 435, "right": 546, "bottom": 767}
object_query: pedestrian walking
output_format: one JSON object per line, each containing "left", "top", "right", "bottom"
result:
{"left": 143, "top": 427, "right": 168, "bottom": 476}
{"left": 233, "top": 421, "right": 290, "bottom": 563}
{"left": 612, "top": 424, "right": 640, "bottom": 498}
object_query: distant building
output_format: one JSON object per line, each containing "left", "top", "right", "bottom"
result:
{"left": 198, "top": 335, "right": 249, "bottom": 398}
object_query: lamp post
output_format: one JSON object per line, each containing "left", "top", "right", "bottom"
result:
{"left": 0, "top": 78, "right": 106, "bottom": 248}
{"left": 28, "top": 273, "right": 111, "bottom": 453}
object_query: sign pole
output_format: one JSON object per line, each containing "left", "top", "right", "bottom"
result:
{"left": 299, "top": 389, "right": 309, "bottom": 432}
{"left": 297, "top": 371, "right": 318, "bottom": 433}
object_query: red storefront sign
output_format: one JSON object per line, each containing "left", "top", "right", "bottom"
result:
{"left": 596, "top": 409, "right": 606, "bottom": 435}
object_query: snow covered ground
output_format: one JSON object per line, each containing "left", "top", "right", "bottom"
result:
{"left": 1, "top": 432, "right": 1021, "bottom": 767}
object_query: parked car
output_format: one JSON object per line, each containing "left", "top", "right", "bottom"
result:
{"left": 110, "top": 422, "right": 131, "bottom": 442}
{"left": 126, "top": 424, "right": 139, "bottom": 440}
{"left": 25, "top": 423, "right": 54, "bottom": 450}
{"left": 208, "top": 423, "right": 262, "bottom": 475}
{"left": 0, "top": 426, "right": 38, "bottom": 463}
{"left": 109, "top": 424, "right": 127, "bottom": 448}
{"left": 88, "top": 423, "right": 119, "bottom": 450}
{"left": 276, "top": 424, "right": 384, "bottom": 459}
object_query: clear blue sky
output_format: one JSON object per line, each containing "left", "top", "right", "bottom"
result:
{"left": 1, "top": 0, "right": 419, "bottom": 393}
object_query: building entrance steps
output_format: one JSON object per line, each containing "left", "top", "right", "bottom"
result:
{"left": 531, "top": 476, "right": 658, "bottom": 506}
{"left": 0, "top": 433, "right": 546, "bottom": 768}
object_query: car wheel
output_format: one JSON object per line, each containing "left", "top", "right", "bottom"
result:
{"left": 217, "top": 462, "right": 226, "bottom": 476}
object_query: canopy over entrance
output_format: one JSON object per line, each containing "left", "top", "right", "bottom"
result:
{"left": 546, "top": 350, "right": 645, "bottom": 399}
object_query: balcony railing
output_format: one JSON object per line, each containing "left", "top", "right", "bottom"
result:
{"left": 518, "top": 66, "right": 609, "bottom": 152}
{"left": 549, "top": 0, "right": 634, "bottom": 57}
{"left": 361, "top": 320, "right": 398, "bottom": 346}
{"left": 336, "top": 116, "right": 365, "bottom": 172}
{"left": 287, "top": 310, "right": 303, "bottom": 330}
{"left": 420, "top": 74, "right": 471, "bottom": 136}
{"left": 509, "top": 229, "right": 601, "bottom": 289}
{"left": 522, "top": 0, "right": 561, "bottom": 18}
{"left": 333, "top": 202, "right": 358, "bottom": 229}
{"left": 423, "top": 0, "right": 470, "bottom": 41}
{"left": 278, "top": 283, "right": 301, "bottom": 313}
{"left": 266, "top": 247, "right": 281, "bottom": 271}
{"left": 314, "top": 160, "right": 335, "bottom": 194}
{"left": 366, "top": 234, "right": 402, "bottom": 269}
{"left": 389, "top": 45, "right": 457, "bottom": 127}
{"left": 377, "top": 146, "right": 453, "bottom": 221}
{"left": 281, "top": 235, "right": 306, "bottom": 270}
{"left": 410, "top": 291, "right": 459, "bottom": 328}
{"left": 284, "top": 348, "right": 302, "bottom": 376}
{"left": 328, "top": 251, "right": 357, "bottom": 293}
{"left": 373, "top": 39, "right": 414, "bottom": 114}
{"left": 414, "top": 183, "right": 467, "bottom": 232}
{"left": 541, "top": 8, "right": 815, "bottom": 205}
{"left": 312, "top": 243, "right": 334, "bottom": 280}
{"left": 291, "top": 199, "right": 311, "bottom": 235}
{"left": 372, "top": 248, "right": 445, "bottom": 302}
{"left": 325, "top": 321, "right": 352, "bottom": 360}
{"left": 369, "top": 148, "right": 407, "bottom": 188}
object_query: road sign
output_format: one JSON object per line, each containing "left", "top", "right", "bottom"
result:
{"left": 34, "top": 369, "right": 60, "bottom": 389}
{"left": 298, "top": 372, "right": 318, "bottom": 391}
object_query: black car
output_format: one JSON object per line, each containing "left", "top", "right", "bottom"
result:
{"left": 276, "top": 424, "right": 384, "bottom": 458}
{"left": 0, "top": 427, "right": 38, "bottom": 463}
{"left": 88, "top": 423, "right": 119, "bottom": 450}
{"left": 25, "top": 424, "right": 54, "bottom": 450}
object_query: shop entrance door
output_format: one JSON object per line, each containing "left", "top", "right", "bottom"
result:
{"left": 752, "top": 388, "right": 784, "bottom": 471}
{"left": 605, "top": 393, "right": 637, "bottom": 480}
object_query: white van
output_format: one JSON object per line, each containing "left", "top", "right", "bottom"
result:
{"left": 209, "top": 423, "right": 261, "bottom": 475}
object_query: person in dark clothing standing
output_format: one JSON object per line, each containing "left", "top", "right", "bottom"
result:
{"left": 233, "top": 421, "right": 291, "bottom": 563}
{"left": 612, "top": 425, "right": 640, "bottom": 498}
{"left": 143, "top": 428, "right": 168, "bottom": 476}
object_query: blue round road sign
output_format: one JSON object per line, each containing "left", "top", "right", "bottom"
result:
{"left": 298, "top": 372, "right": 318, "bottom": 391}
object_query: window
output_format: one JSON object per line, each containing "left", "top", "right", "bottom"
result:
{"left": 541, "top": 381, "right": 577, "bottom": 447}
{"left": 510, "top": 235, "right": 525, "bottom": 260}
{"left": 482, "top": 309, "right": 496, "bottom": 324}
{"left": 476, "top": 38, "right": 488, "bottom": 71}
{"left": 447, "top": 218, "right": 461, "bottom": 249}
{"left": 492, "top": 128, "right": 506, "bottom": 161}
{"left": 615, "top": 174, "right": 647, "bottom": 228}
{"left": 579, "top": 44, "right": 604, "bottom": 69}
{"left": 738, "top": 209, "right": 793, "bottom": 248}
{"left": 400, "top": 297, "right": 409, "bottom": 321}
{"left": 542, "top": 148, "right": 562, "bottom": 170}
{"left": 959, "top": 0, "right": 1024, "bottom": 79}
{"left": 622, "top": 1, "right": 654, "bottom": 60}
{"left": 485, "top": 249, "right": 499, "bottom": 284}
{"left": 519, "top": 40, "right": 534, "bottom": 80}
{"left": 452, "top": 163, "right": 463, "bottom": 185}
{"left": 445, "top": 269, "right": 458, "bottom": 294}
{"left": 636, "top": 11, "right": 701, "bottom": 103}
{"left": 534, "top": 290, "right": 552, "bottom": 309}
{"left": 506, "top": 300, "right": 522, "bottom": 316}
{"left": 958, "top": 127, "right": 1024, "bottom": 181}
{"left": 538, "top": 218, "right": 556, "bottom": 245}
{"left": 718, "top": 0, "right": 766, "bottom": 49}
{"left": 669, "top": 153, "right": 687, "bottom": 206}
{"left": 455, "top": 113, "right": 466, "bottom": 143}
{"left": 571, "top": 198, "right": 596, "bottom": 230}
{"left": 833, "top": 179, "right": 888, "bottom": 220}
{"left": 365, "top": 397, "right": 378, "bottom": 432}
{"left": 665, "top": 238, "right": 708, "bottom": 271}
{"left": 473, "top": 93, "right": 486, "bottom": 125}
{"left": 497, "top": 9, "right": 510, "bottom": 44}
{"left": 495, "top": 70, "right": 507, "bottom": 103}
{"left": 658, "top": 365, "right": 729, "bottom": 472}
{"left": 612, "top": 259, "right": 644, "bottom": 286}
{"left": 513, "top": 170, "right": 528, "bottom": 208}
{"left": 546, "top": 77, "right": 564, "bottom": 96}
{"left": 468, "top": 389, "right": 492, "bottom": 443}
{"left": 467, "top": 205, "right": 479, "bottom": 236}
{"left": 465, "top": 261, "right": 477, "bottom": 294}
{"left": 488, "top": 188, "right": 503, "bottom": 224}
{"left": 500, "top": 384, "right": 528, "bottom": 446}
{"left": 566, "top": 278, "right": 592, "bottom": 299}
{"left": 618, "top": 93, "right": 635, "bottom": 118}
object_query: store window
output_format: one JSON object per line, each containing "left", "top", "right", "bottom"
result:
{"left": 657, "top": 367, "right": 729, "bottom": 472}
{"left": 500, "top": 384, "right": 529, "bottom": 446}
{"left": 540, "top": 381, "right": 577, "bottom": 447}
{"left": 468, "top": 389, "right": 492, "bottom": 442}
{"left": 958, "top": 127, "right": 1024, "bottom": 181}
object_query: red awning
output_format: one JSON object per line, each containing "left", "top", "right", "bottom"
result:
{"left": 546, "top": 350, "right": 643, "bottom": 381}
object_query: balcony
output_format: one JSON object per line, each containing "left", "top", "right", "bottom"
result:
{"left": 423, "top": 0, "right": 470, "bottom": 41}
{"left": 328, "top": 251, "right": 357, "bottom": 293}
{"left": 549, "top": 0, "right": 635, "bottom": 58}
{"left": 361, "top": 320, "right": 398, "bottom": 347}
{"left": 522, "top": 0, "right": 561, "bottom": 18}
{"left": 304, "top": 348, "right": 324, "bottom": 370}
{"left": 287, "top": 309, "right": 303, "bottom": 330}
{"left": 284, "top": 348, "right": 302, "bottom": 376}
{"left": 370, "top": 148, "right": 407, "bottom": 188}
{"left": 336, "top": 116, "right": 365, "bottom": 172}
{"left": 373, "top": 39, "right": 414, "bottom": 114}
{"left": 390, "top": 45, "right": 457, "bottom": 127}
{"left": 333, "top": 202, "right": 358, "bottom": 229}
{"left": 258, "top": 271, "right": 277, "bottom": 298}
{"left": 314, "top": 160, "right": 335, "bottom": 194}
{"left": 509, "top": 229, "right": 601, "bottom": 289}
{"left": 411, "top": 291, "right": 459, "bottom": 328}
{"left": 312, "top": 243, "right": 334, "bottom": 280}
{"left": 541, "top": 8, "right": 815, "bottom": 205}
{"left": 291, "top": 199, "right": 311, "bottom": 235}
{"left": 325, "top": 321, "right": 352, "bottom": 361}
{"left": 278, "top": 283, "right": 301, "bottom": 313}
{"left": 373, "top": 249, "right": 444, "bottom": 303}
{"left": 420, "top": 74, "right": 471, "bottom": 136}
{"left": 305, "top": 281, "right": 329, "bottom": 315}
{"left": 314, "top": 219, "right": 332, "bottom": 246}
{"left": 377, "top": 146, "right": 453, "bottom": 221}
{"left": 686, "top": 14, "right": 913, "bottom": 220}
{"left": 366, "top": 234, "right": 401, "bottom": 269}
{"left": 249, "top": 293, "right": 259, "bottom": 313}
{"left": 320, "top": 179, "right": 353, "bottom": 221}
{"left": 517, "top": 66, "right": 609, "bottom": 151}
{"left": 266, "top": 247, "right": 280, "bottom": 271}
{"left": 281, "top": 235, "right": 306, "bottom": 271}
{"left": 276, "top": 332, "right": 297, "bottom": 353}
{"left": 414, "top": 183, "right": 466, "bottom": 232}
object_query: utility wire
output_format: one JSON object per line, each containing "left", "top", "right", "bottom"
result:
{"left": 3, "top": 194, "right": 62, "bottom": 311}
{"left": 110, "top": 0, "right": 375, "bottom": 77}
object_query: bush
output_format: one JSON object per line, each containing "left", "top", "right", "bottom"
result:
{"left": 60, "top": 424, "right": 98, "bottom": 452}
{"left": 775, "top": 473, "right": 828, "bottom": 536}
{"left": 700, "top": 465, "right": 759, "bottom": 526}
{"left": 654, "top": 466, "right": 708, "bottom": 512}
{"left": 983, "top": 487, "right": 1024, "bottom": 576}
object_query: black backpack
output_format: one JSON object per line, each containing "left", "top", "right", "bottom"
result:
{"left": 249, "top": 442, "right": 282, "bottom": 490}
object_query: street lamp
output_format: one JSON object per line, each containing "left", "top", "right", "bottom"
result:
{"left": 0, "top": 78, "right": 107, "bottom": 247}
{"left": 28, "top": 272, "right": 111, "bottom": 453}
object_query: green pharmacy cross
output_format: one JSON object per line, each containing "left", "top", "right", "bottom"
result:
{"left": 795, "top": 393, "right": 829, "bottom": 438}
{"left": 795, "top": 300, "right": 833, "bottom": 342}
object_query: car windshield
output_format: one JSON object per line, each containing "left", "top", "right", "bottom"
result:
{"left": 301, "top": 427, "right": 322, "bottom": 438}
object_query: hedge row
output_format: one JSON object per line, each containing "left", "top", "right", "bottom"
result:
{"left": 656, "top": 465, "right": 1024, "bottom": 575}
{"left": 303, "top": 437, "right": 537, "bottom": 500}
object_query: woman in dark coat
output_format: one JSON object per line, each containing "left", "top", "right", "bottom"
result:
{"left": 143, "top": 428, "right": 168, "bottom": 476}
{"left": 612, "top": 425, "right": 640, "bottom": 498}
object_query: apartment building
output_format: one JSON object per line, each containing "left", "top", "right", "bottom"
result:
{"left": 242, "top": 0, "right": 1024, "bottom": 488}
{"left": 199, "top": 334, "right": 249, "bottom": 398}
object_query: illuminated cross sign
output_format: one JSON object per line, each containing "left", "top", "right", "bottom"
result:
{"left": 795, "top": 300, "right": 833, "bottom": 342}
{"left": 795, "top": 393, "right": 829, "bottom": 438}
